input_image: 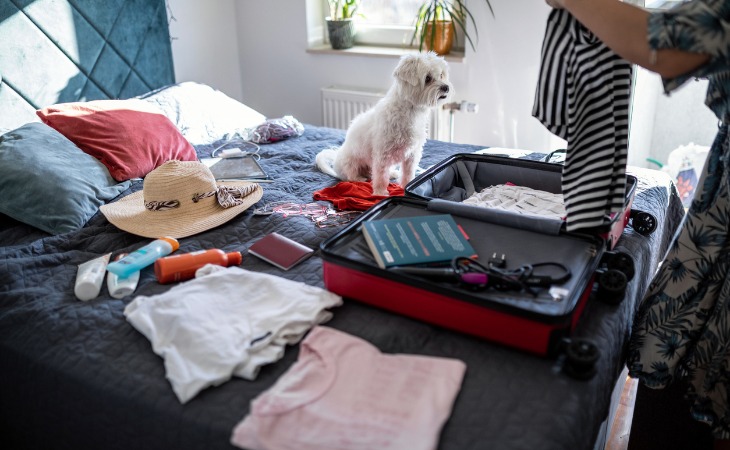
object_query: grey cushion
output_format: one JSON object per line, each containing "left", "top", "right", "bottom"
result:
{"left": 0, "top": 122, "right": 131, "bottom": 235}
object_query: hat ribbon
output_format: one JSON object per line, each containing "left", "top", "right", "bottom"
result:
{"left": 145, "top": 200, "right": 180, "bottom": 211}
{"left": 145, "top": 184, "right": 259, "bottom": 211}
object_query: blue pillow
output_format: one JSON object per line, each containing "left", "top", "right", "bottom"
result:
{"left": 0, "top": 123, "right": 131, "bottom": 235}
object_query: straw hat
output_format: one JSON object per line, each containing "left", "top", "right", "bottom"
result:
{"left": 101, "top": 160, "right": 263, "bottom": 238}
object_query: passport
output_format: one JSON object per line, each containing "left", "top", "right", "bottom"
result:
{"left": 248, "top": 232, "right": 314, "bottom": 270}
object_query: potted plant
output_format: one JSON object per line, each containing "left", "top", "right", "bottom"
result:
{"left": 412, "top": 0, "right": 494, "bottom": 55}
{"left": 326, "top": 0, "right": 360, "bottom": 50}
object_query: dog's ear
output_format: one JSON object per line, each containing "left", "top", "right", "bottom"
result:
{"left": 393, "top": 54, "right": 422, "bottom": 87}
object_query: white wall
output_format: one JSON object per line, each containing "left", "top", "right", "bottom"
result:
{"left": 167, "top": 0, "right": 558, "bottom": 152}
{"left": 166, "top": 0, "right": 244, "bottom": 101}
{"left": 649, "top": 75, "right": 716, "bottom": 162}
{"left": 629, "top": 67, "right": 716, "bottom": 167}
{"left": 166, "top": 0, "right": 715, "bottom": 166}
{"left": 448, "top": 1, "right": 557, "bottom": 151}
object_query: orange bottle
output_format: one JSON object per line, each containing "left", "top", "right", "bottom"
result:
{"left": 154, "top": 249, "right": 243, "bottom": 284}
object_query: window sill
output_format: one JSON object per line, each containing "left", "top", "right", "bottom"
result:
{"left": 306, "top": 43, "right": 465, "bottom": 63}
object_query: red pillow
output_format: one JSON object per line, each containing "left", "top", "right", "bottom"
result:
{"left": 37, "top": 99, "right": 197, "bottom": 181}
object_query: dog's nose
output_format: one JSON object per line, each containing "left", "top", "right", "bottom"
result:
{"left": 440, "top": 85, "right": 450, "bottom": 93}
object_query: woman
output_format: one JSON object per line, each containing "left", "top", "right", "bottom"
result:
{"left": 544, "top": 0, "right": 730, "bottom": 447}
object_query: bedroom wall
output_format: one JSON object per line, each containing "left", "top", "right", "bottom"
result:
{"left": 630, "top": 68, "right": 716, "bottom": 168}
{"left": 166, "top": 0, "right": 556, "bottom": 152}
{"left": 166, "top": 0, "right": 713, "bottom": 169}
{"left": 239, "top": 0, "right": 559, "bottom": 153}
{"left": 166, "top": 0, "right": 243, "bottom": 101}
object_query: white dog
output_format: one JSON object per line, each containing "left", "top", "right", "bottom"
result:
{"left": 316, "top": 52, "right": 452, "bottom": 196}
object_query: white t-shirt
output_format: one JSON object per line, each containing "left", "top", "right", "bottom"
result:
{"left": 124, "top": 266, "right": 342, "bottom": 403}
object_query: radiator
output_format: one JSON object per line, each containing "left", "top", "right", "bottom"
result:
{"left": 321, "top": 85, "right": 444, "bottom": 140}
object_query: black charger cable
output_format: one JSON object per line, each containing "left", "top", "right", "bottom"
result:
{"left": 388, "top": 256, "right": 572, "bottom": 296}
{"left": 451, "top": 256, "right": 572, "bottom": 296}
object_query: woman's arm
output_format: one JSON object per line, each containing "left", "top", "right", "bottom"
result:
{"left": 549, "top": 0, "right": 710, "bottom": 78}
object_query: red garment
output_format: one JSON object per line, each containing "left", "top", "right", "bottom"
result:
{"left": 313, "top": 181, "right": 404, "bottom": 211}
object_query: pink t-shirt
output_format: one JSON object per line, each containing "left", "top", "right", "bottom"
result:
{"left": 231, "top": 326, "right": 467, "bottom": 450}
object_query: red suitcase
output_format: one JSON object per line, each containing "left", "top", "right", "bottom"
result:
{"left": 320, "top": 196, "right": 626, "bottom": 359}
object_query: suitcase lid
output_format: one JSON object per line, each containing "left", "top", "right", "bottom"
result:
{"left": 406, "top": 152, "right": 637, "bottom": 235}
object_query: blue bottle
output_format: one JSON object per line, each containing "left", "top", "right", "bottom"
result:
{"left": 106, "top": 237, "right": 180, "bottom": 278}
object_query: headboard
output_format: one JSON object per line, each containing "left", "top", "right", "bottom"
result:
{"left": 0, "top": 0, "right": 175, "bottom": 131}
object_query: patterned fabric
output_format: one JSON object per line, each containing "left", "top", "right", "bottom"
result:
{"left": 533, "top": 9, "right": 632, "bottom": 232}
{"left": 214, "top": 185, "right": 260, "bottom": 208}
{"left": 627, "top": 0, "right": 730, "bottom": 439}
{"left": 190, "top": 185, "right": 259, "bottom": 208}
{"left": 146, "top": 185, "right": 259, "bottom": 211}
{"left": 145, "top": 200, "right": 180, "bottom": 211}
{"left": 462, "top": 184, "right": 566, "bottom": 220}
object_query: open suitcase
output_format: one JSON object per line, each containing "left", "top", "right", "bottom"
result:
{"left": 405, "top": 153, "right": 644, "bottom": 249}
{"left": 320, "top": 154, "right": 641, "bottom": 366}
{"left": 321, "top": 196, "right": 635, "bottom": 362}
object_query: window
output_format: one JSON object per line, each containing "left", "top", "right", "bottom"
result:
{"left": 356, "top": 0, "right": 424, "bottom": 25}
{"left": 351, "top": 0, "right": 423, "bottom": 47}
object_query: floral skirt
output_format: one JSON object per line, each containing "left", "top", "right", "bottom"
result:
{"left": 628, "top": 124, "right": 730, "bottom": 439}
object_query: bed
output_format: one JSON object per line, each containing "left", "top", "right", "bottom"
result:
{"left": 0, "top": 1, "right": 685, "bottom": 449}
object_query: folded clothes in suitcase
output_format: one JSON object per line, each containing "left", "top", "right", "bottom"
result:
{"left": 405, "top": 153, "right": 640, "bottom": 249}
{"left": 320, "top": 196, "right": 630, "bottom": 360}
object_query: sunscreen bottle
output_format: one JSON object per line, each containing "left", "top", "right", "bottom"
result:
{"left": 106, "top": 253, "right": 141, "bottom": 299}
{"left": 154, "top": 249, "right": 243, "bottom": 284}
{"left": 106, "top": 237, "right": 179, "bottom": 278}
{"left": 75, "top": 253, "right": 112, "bottom": 301}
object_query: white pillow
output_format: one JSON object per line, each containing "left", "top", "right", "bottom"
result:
{"left": 139, "top": 81, "right": 266, "bottom": 145}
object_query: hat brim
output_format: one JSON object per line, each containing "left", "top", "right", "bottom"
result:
{"left": 100, "top": 181, "right": 263, "bottom": 238}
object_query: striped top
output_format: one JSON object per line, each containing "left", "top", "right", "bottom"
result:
{"left": 533, "top": 9, "right": 633, "bottom": 232}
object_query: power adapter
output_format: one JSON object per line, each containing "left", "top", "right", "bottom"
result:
{"left": 488, "top": 253, "right": 506, "bottom": 269}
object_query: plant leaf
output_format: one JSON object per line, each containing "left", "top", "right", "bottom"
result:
{"left": 410, "top": 0, "right": 495, "bottom": 53}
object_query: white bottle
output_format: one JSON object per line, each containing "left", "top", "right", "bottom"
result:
{"left": 75, "top": 253, "right": 112, "bottom": 301}
{"left": 107, "top": 253, "right": 140, "bottom": 299}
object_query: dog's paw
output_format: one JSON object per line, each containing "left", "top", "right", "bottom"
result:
{"left": 372, "top": 189, "right": 390, "bottom": 197}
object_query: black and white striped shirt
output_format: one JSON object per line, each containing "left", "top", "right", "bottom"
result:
{"left": 533, "top": 9, "right": 632, "bottom": 232}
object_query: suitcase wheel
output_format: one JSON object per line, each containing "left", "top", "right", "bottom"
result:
{"left": 563, "top": 339, "right": 599, "bottom": 380}
{"left": 596, "top": 269, "right": 628, "bottom": 304}
{"left": 630, "top": 210, "right": 657, "bottom": 236}
{"left": 605, "top": 251, "right": 635, "bottom": 281}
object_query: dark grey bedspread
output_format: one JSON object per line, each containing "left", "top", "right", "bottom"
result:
{"left": 0, "top": 125, "right": 684, "bottom": 450}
